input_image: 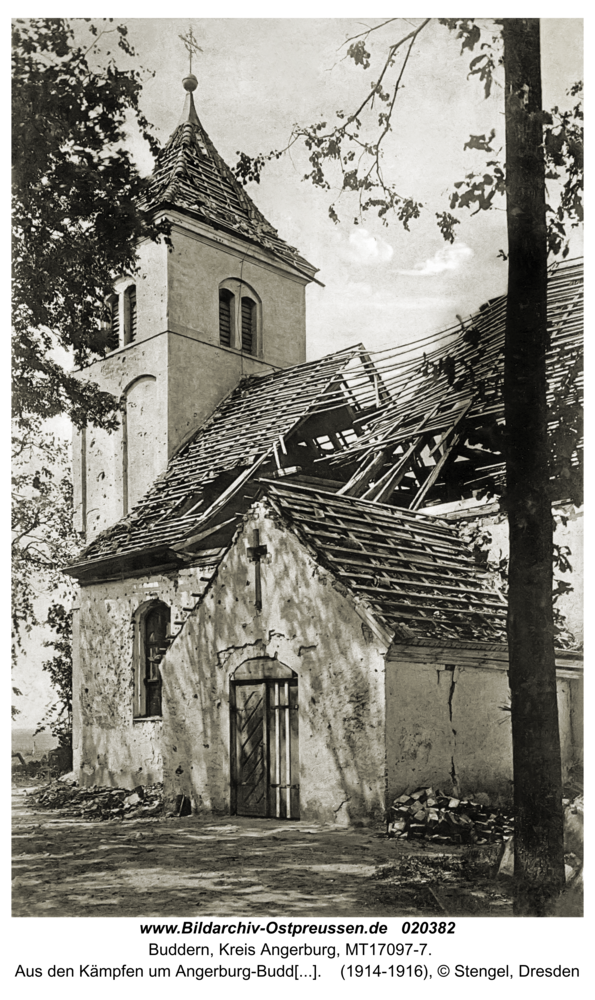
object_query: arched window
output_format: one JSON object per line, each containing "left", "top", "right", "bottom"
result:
{"left": 219, "top": 289, "right": 233, "bottom": 346}
{"left": 134, "top": 601, "right": 170, "bottom": 718}
{"left": 241, "top": 297, "right": 256, "bottom": 354}
{"left": 107, "top": 294, "right": 120, "bottom": 351}
{"left": 123, "top": 285, "right": 137, "bottom": 345}
{"left": 105, "top": 283, "right": 137, "bottom": 350}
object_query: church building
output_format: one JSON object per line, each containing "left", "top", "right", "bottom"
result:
{"left": 66, "top": 75, "right": 583, "bottom": 822}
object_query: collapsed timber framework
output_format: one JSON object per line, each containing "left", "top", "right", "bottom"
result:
{"left": 71, "top": 258, "right": 582, "bottom": 616}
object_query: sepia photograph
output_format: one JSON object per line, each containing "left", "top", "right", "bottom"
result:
{"left": 12, "top": 12, "right": 583, "bottom": 946}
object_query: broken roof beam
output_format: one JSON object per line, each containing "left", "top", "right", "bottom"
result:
{"left": 410, "top": 401, "right": 473, "bottom": 510}
{"left": 361, "top": 435, "right": 429, "bottom": 503}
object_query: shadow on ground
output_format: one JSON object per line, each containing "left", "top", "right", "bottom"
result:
{"left": 12, "top": 787, "right": 513, "bottom": 919}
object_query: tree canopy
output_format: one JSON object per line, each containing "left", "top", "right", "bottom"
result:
{"left": 12, "top": 17, "right": 168, "bottom": 431}
{"left": 233, "top": 18, "right": 582, "bottom": 259}
{"left": 11, "top": 17, "right": 168, "bottom": 727}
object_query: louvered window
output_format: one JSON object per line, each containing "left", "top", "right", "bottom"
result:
{"left": 241, "top": 297, "right": 255, "bottom": 353}
{"left": 124, "top": 285, "right": 137, "bottom": 345}
{"left": 108, "top": 296, "right": 120, "bottom": 351}
{"left": 128, "top": 286, "right": 137, "bottom": 342}
{"left": 219, "top": 290, "right": 233, "bottom": 346}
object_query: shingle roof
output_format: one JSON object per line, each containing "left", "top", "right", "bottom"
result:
{"left": 142, "top": 89, "right": 318, "bottom": 280}
{"left": 262, "top": 480, "right": 508, "bottom": 643}
{"left": 76, "top": 346, "right": 361, "bottom": 565}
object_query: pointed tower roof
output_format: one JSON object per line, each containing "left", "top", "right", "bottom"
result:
{"left": 143, "top": 76, "right": 319, "bottom": 282}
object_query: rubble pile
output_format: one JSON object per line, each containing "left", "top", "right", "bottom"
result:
{"left": 26, "top": 781, "right": 165, "bottom": 821}
{"left": 387, "top": 786, "right": 513, "bottom": 845}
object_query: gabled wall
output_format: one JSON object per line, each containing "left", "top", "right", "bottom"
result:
{"left": 157, "top": 503, "right": 388, "bottom": 824}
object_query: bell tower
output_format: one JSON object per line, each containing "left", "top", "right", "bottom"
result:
{"left": 73, "top": 59, "right": 319, "bottom": 542}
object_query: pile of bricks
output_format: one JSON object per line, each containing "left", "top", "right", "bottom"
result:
{"left": 387, "top": 786, "right": 513, "bottom": 845}
{"left": 26, "top": 782, "right": 164, "bottom": 821}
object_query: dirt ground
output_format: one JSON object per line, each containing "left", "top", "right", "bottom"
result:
{"left": 12, "top": 785, "right": 516, "bottom": 919}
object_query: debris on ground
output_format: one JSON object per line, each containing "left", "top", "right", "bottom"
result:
{"left": 23, "top": 780, "right": 165, "bottom": 821}
{"left": 371, "top": 850, "right": 513, "bottom": 916}
{"left": 387, "top": 786, "right": 514, "bottom": 845}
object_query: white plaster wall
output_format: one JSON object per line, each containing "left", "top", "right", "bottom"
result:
{"left": 386, "top": 654, "right": 581, "bottom": 807}
{"left": 167, "top": 227, "right": 308, "bottom": 368}
{"left": 73, "top": 567, "right": 207, "bottom": 788}
{"left": 125, "top": 376, "right": 161, "bottom": 509}
{"left": 73, "top": 337, "right": 169, "bottom": 540}
{"left": 135, "top": 238, "right": 168, "bottom": 340}
{"left": 166, "top": 333, "right": 271, "bottom": 458}
{"left": 158, "top": 505, "right": 387, "bottom": 824}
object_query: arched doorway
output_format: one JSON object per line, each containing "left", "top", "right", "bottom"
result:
{"left": 230, "top": 659, "right": 299, "bottom": 819}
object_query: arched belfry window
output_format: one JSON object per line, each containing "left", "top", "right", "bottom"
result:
{"left": 218, "top": 279, "right": 261, "bottom": 355}
{"left": 241, "top": 297, "right": 256, "bottom": 354}
{"left": 107, "top": 294, "right": 120, "bottom": 351}
{"left": 123, "top": 285, "right": 137, "bottom": 345}
{"left": 105, "top": 282, "right": 137, "bottom": 350}
{"left": 219, "top": 289, "right": 233, "bottom": 346}
{"left": 134, "top": 600, "right": 170, "bottom": 718}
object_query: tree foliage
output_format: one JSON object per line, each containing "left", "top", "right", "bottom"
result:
{"left": 11, "top": 421, "right": 80, "bottom": 724}
{"left": 12, "top": 17, "right": 169, "bottom": 732}
{"left": 233, "top": 19, "right": 582, "bottom": 257}
{"left": 38, "top": 603, "right": 74, "bottom": 750}
{"left": 12, "top": 17, "right": 168, "bottom": 430}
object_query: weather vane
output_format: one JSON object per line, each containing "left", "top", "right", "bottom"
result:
{"left": 178, "top": 26, "right": 202, "bottom": 76}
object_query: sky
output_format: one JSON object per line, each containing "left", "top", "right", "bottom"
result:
{"left": 108, "top": 16, "right": 583, "bottom": 359}
{"left": 12, "top": 14, "right": 583, "bottom": 728}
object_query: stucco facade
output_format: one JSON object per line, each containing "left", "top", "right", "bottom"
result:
{"left": 386, "top": 644, "right": 582, "bottom": 808}
{"left": 72, "top": 499, "right": 583, "bottom": 820}
{"left": 73, "top": 504, "right": 389, "bottom": 824}
{"left": 72, "top": 565, "right": 209, "bottom": 789}
{"left": 157, "top": 505, "right": 388, "bottom": 824}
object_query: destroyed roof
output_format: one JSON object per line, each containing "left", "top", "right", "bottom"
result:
{"left": 142, "top": 83, "right": 318, "bottom": 281}
{"left": 262, "top": 480, "right": 508, "bottom": 644}
{"left": 70, "top": 346, "right": 363, "bottom": 574}
{"left": 322, "top": 257, "right": 583, "bottom": 507}
{"left": 68, "top": 260, "right": 583, "bottom": 582}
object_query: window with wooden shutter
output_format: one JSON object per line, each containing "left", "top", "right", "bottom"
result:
{"left": 241, "top": 297, "right": 255, "bottom": 353}
{"left": 124, "top": 285, "right": 137, "bottom": 345}
{"left": 128, "top": 286, "right": 137, "bottom": 342}
{"left": 219, "top": 289, "right": 233, "bottom": 346}
{"left": 108, "top": 295, "right": 120, "bottom": 351}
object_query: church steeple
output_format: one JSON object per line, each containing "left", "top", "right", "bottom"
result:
{"left": 74, "top": 49, "right": 318, "bottom": 542}
{"left": 142, "top": 74, "right": 318, "bottom": 283}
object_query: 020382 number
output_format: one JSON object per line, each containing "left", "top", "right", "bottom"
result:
{"left": 401, "top": 921, "right": 455, "bottom": 934}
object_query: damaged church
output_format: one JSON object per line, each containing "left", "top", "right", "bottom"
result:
{"left": 65, "top": 74, "right": 583, "bottom": 823}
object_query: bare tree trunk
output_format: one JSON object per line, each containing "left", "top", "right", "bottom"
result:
{"left": 503, "top": 18, "right": 565, "bottom": 915}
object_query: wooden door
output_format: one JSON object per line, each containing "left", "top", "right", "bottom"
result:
{"left": 231, "top": 678, "right": 299, "bottom": 818}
